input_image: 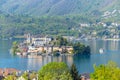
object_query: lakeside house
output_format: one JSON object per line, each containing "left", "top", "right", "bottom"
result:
{"left": 32, "top": 37, "right": 52, "bottom": 46}
{"left": 81, "top": 73, "right": 90, "bottom": 80}
{"left": 0, "top": 68, "right": 38, "bottom": 80}
{"left": 26, "top": 34, "right": 52, "bottom": 46}
{"left": 0, "top": 68, "right": 19, "bottom": 79}
{"left": 28, "top": 46, "right": 73, "bottom": 54}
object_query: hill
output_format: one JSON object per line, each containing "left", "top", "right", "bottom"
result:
{"left": 0, "top": 0, "right": 120, "bottom": 38}
{"left": 0, "top": 0, "right": 119, "bottom": 15}
{"left": 0, "top": 13, "right": 97, "bottom": 38}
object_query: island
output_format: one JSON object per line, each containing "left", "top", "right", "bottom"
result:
{"left": 11, "top": 34, "right": 91, "bottom": 58}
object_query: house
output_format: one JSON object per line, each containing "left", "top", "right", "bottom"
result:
{"left": 28, "top": 46, "right": 73, "bottom": 54}
{"left": 81, "top": 73, "right": 90, "bottom": 80}
{"left": 61, "top": 46, "right": 73, "bottom": 54}
{"left": 25, "top": 34, "right": 52, "bottom": 46}
{"left": 32, "top": 37, "right": 51, "bottom": 46}
{"left": 102, "top": 11, "right": 111, "bottom": 17}
{"left": 40, "top": 46, "right": 74, "bottom": 54}
{"left": 111, "top": 23, "right": 118, "bottom": 26}
{"left": 0, "top": 68, "right": 19, "bottom": 77}
{"left": 80, "top": 23, "right": 89, "bottom": 27}
{"left": 62, "top": 36, "right": 75, "bottom": 41}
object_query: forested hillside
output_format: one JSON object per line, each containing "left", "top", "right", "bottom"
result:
{"left": 0, "top": 13, "right": 98, "bottom": 38}
{"left": 0, "top": 0, "right": 120, "bottom": 38}
{"left": 0, "top": 0, "right": 119, "bottom": 15}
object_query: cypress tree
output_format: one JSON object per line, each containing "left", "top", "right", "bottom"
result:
{"left": 70, "top": 64, "right": 81, "bottom": 80}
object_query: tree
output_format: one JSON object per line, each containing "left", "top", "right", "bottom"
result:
{"left": 73, "top": 42, "right": 85, "bottom": 54}
{"left": 11, "top": 41, "right": 19, "bottom": 55}
{"left": 55, "top": 36, "right": 68, "bottom": 46}
{"left": 91, "top": 61, "right": 120, "bottom": 80}
{"left": 70, "top": 64, "right": 81, "bottom": 80}
{"left": 4, "top": 75, "right": 17, "bottom": 80}
{"left": 83, "top": 46, "right": 91, "bottom": 54}
{"left": 29, "top": 72, "right": 37, "bottom": 80}
{"left": 21, "top": 72, "right": 29, "bottom": 80}
{"left": 73, "top": 42, "right": 91, "bottom": 55}
{"left": 38, "top": 62, "right": 73, "bottom": 80}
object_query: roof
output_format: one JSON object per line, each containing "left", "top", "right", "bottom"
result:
{"left": 81, "top": 73, "right": 90, "bottom": 80}
{"left": 0, "top": 68, "right": 19, "bottom": 77}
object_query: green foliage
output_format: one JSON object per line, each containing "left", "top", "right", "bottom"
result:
{"left": 4, "top": 75, "right": 17, "bottom": 80}
{"left": 12, "top": 41, "right": 18, "bottom": 47}
{"left": 29, "top": 72, "right": 37, "bottom": 80}
{"left": 70, "top": 64, "right": 81, "bottom": 80}
{"left": 38, "top": 62, "right": 73, "bottom": 80}
{"left": 53, "top": 36, "right": 68, "bottom": 46}
{"left": 0, "top": 0, "right": 119, "bottom": 38}
{"left": 0, "top": 0, "right": 117, "bottom": 16}
{"left": 0, "top": 12, "right": 100, "bottom": 38}
{"left": 91, "top": 61, "right": 120, "bottom": 80}
{"left": 11, "top": 41, "right": 19, "bottom": 55}
{"left": 21, "top": 72, "right": 29, "bottom": 80}
{"left": 0, "top": 9, "right": 118, "bottom": 38}
{"left": 84, "top": 46, "right": 91, "bottom": 54}
{"left": 73, "top": 42, "right": 91, "bottom": 55}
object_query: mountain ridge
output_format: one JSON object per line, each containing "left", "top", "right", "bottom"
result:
{"left": 0, "top": 0, "right": 119, "bottom": 15}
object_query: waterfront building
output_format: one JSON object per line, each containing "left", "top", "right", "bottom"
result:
{"left": 32, "top": 37, "right": 52, "bottom": 46}
{"left": 26, "top": 34, "right": 52, "bottom": 46}
{"left": 0, "top": 68, "right": 19, "bottom": 77}
{"left": 28, "top": 46, "right": 73, "bottom": 54}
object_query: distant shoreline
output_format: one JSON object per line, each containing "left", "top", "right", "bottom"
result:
{"left": 102, "top": 38, "right": 120, "bottom": 41}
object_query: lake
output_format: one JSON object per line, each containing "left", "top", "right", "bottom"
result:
{"left": 0, "top": 39, "right": 120, "bottom": 73}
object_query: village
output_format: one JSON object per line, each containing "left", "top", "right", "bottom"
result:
{"left": 14, "top": 34, "right": 74, "bottom": 58}
{"left": 0, "top": 67, "right": 90, "bottom": 80}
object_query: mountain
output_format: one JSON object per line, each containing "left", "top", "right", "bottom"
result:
{"left": 0, "top": 0, "right": 120, "bottom": 38}
{"left": 0, "top": 0, "right": 119, "bottom": 15}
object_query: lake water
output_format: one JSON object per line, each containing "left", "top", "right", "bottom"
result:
{"left": 0, "top": 39, "right": 120, "bottom": 73}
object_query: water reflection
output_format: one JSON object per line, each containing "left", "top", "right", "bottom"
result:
{"left": 26, "top": 55, "right": 74, "bottom": 70}
{"left": 73, "top": 55, "right": 91, "bottom": 73}
{"left": 80, "top": 40, "right": 120, "bottom": 53}
{"left": 26, "top": 54, "right": 91, "bottom": 73}
{"left": 28, "top": 57, "right": 42, "bottom": 70}
{"left": 1, "top": 40, "right": 120, "bottom": 73}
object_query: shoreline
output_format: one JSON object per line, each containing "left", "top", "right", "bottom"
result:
{"left": 24, "top": 53, "right": 75, "bottom": 58}
{"left": 102, "top": 38, "right": 120, "bottom": 41}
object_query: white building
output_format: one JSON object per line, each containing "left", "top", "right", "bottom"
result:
{"left": 80, "top": 23, "right": 89, "bottom": 27}
{"left": 26, "top": 34, "right": 52, "bottom": 46}
{"left": 26, "top": 33, "right": 32, "bottom": 43}
{"left": 32, "top": 37, "right": 51, "bottom": 46}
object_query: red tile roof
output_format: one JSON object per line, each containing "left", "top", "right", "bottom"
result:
{"left": 0, "top": 68, "right": 19, "bottom": 77}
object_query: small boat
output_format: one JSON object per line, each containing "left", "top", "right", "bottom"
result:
{"left": 99, "top": 48, "right": 104, "bottom": 54}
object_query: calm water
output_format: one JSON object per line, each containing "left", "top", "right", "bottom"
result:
{"left": 0, "top": 39, "right": 120, "bottom": 73}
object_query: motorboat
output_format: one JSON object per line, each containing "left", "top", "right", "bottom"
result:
{"left": 99, "top": 48, "right": 104, "bottom": 54}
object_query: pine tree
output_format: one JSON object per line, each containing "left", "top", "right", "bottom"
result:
{"left": 70, "top": 64, "right": 81, "bottom": 80}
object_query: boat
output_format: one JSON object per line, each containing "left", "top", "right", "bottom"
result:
{"left": 99, "top": 48, "right": 104, "bottom": 54}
